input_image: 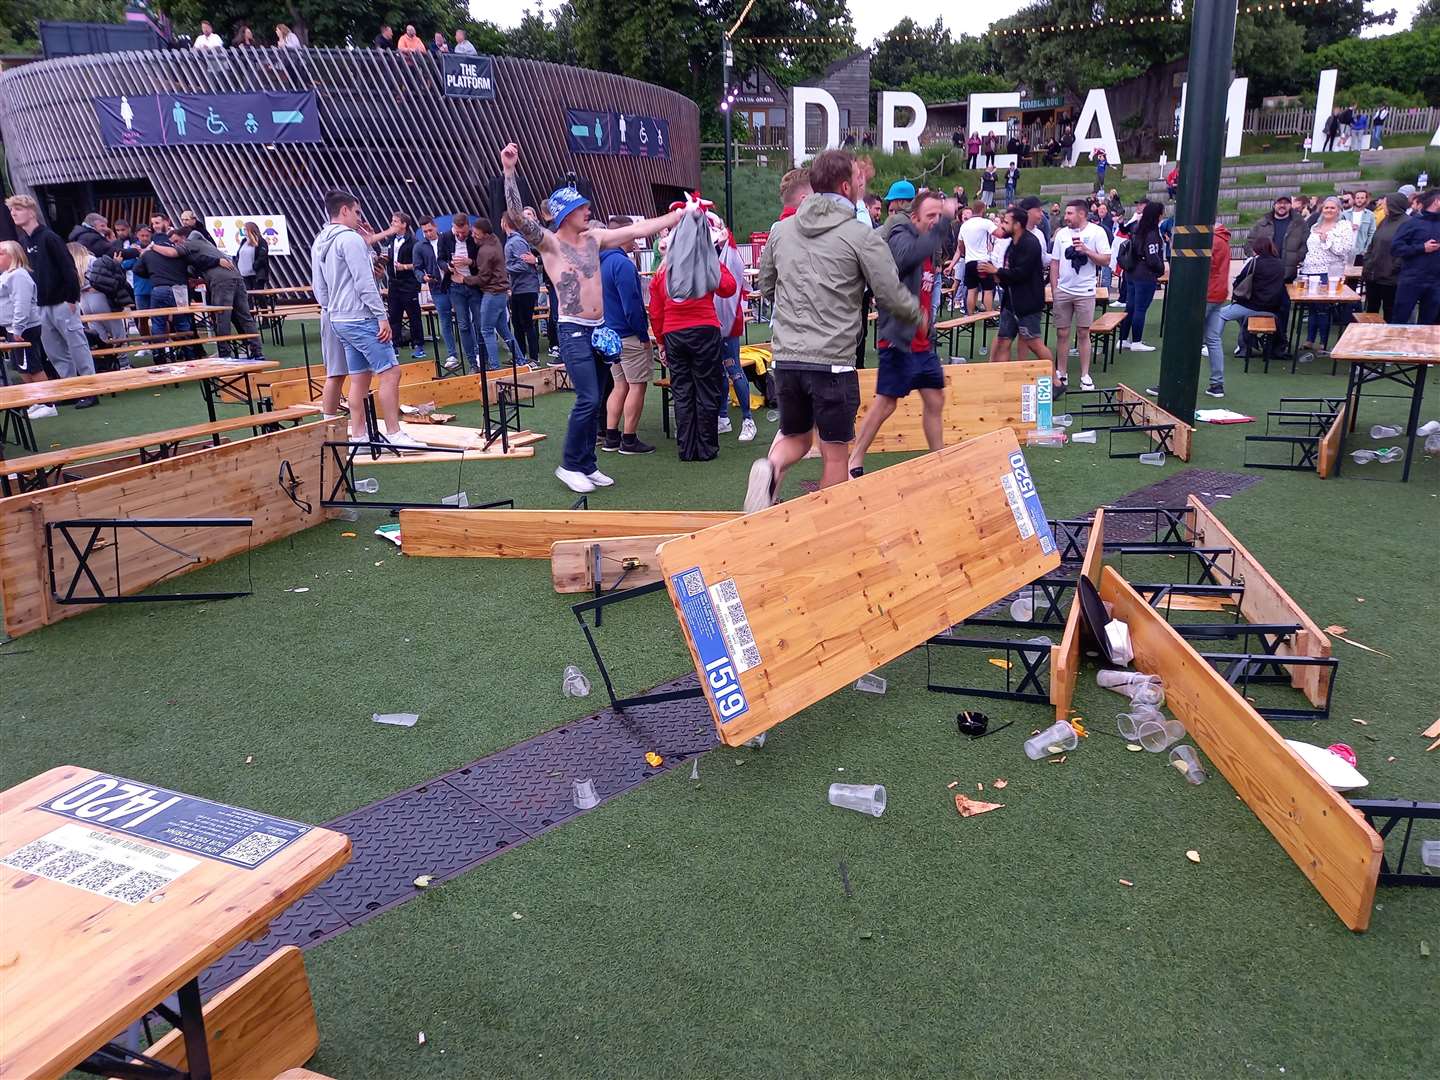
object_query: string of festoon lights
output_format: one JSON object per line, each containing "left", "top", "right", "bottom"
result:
{"left": 744, "top": 0, "right": 1338, "bottom": 45}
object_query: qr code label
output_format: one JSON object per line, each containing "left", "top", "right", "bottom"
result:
{"left": 680, "top": 569, "right": 707, "bottom": 597}
{"left": 1, "top": 824, "right": 198, "bottom": 905}
{"left": 220, "top": 832, "right": 287, "bottom": 866}
{"left": 709, "top": 578, "right": 762, "bottom": 674}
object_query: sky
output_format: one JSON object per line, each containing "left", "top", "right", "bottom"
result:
{"left": 472, "top": 1, "right": 1421, "bottom": 43}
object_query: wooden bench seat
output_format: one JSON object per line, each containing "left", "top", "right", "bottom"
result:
{"left": 1086, "top": 311, "right": 1128, "bottom": 372}
{"left": 1243, "top": 316, "right": 1281, "bottom": 374}
{"left": 1350, "top": 312, "right": 1384, "bottom": 325}
{"left": 2, "top": 405, "right": 319, "bottom": 493}
{"left": 275, "top": 1070, "right": 337, "bottom": 1080}
{"left": 934, "top": 309, "right": 998, "bottom": 359}
{"left": 90, "top": 333, "right": 262, "bottom": 359}
{"left": 1246, "top": 316, "right": 1277, "bottom": 333}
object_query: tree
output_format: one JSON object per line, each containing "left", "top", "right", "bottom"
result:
{"left": 0, "top": 0, "right": 126, "bottom": 53}
{"left": 871, "top": 18, "right": 1000, "bottom": 100}
{"left": 1414, "top": 0, "right": 1440, "bottom": 29}
{"left": 1304, "top": 24, "right": 1440, "bottom": 103}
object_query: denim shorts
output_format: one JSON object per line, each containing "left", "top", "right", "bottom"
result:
{"left": 998, "top": 309, "right": 1042, "bottom": 341}
{"left": 332, "top": 318, "right": 399, "bottom": 375}
{"left": 876, "top": 346, "right": 945, "bottom": 398}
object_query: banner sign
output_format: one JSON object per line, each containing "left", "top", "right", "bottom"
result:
{"left": 93, "top": 92, "right": 320, "bottom": 148}
{"left": 565, "top": 108, "right": 670, "bottom": 160}
{"left": 441, "top": 54, "right": 496, "bottom": 99}
{"left": 205, "top": 214, "right": 292, "bottom": 257}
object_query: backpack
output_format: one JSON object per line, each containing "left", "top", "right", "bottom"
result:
{"left": 1231, "top": 257, "right": 1256, "bottom": 304}
{"left": 1115, "top": 236, "right": 1139, "bottom": 273}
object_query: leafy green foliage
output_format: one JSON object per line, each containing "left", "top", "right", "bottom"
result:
{"left": 0, "top": 0, "right": 126, "bottom": 53}
{"left": 1304, "top": 24, "right": 1440, "bottom": 103}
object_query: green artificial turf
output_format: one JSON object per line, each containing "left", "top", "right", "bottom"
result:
{"left": 4, "top": 271, "right": 1437, "bottom": 1077}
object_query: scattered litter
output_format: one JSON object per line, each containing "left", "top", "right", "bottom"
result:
{"left": 1286, "top": 740, "right": 1366, "bottom": 790}
{"left": 947, "top": 781, "right": 958, "bottom": 789}
{"left": 373, "top": 712, "right": 419, "bottom": 727}
{"left": 1025, "top": 720, "right": 1078, "bottom": 760}
{"left": 1422, "top": 841, "right": 1440, "bottom": 869}
{"left": 859, "top": 929, "right": 873, "bottom": 940}
{"left": 1328, "top": 633, "right": 1392, "bottom": 658}
{"left": 993, "top": 778, "right": 1007, "bottom": 789}
{"left": 1169, "top": 745, "right": 1208, "bottom": 784}
{"left": 373, "top": 560, "right": 385, "bottom": 567}
{"left": 988, "top": 658, "right": 1012, "bottom": 670}
{"left": 1119, "top": 879, "right": 1134, "bottom": 887}
{"left": 689, "top": 760, "right": 699, "bottom": 781}
{"left": 1420, "top": 719, "right": 1440, "bottom": 739}
{"left": 561, "top": 664, "right": 591, "bottom": 697}
{"left": 511, "top": 912, "right": 523, "bottom": 920}
{"left": 1326, "top": 743, "right": 1358, "bottom": 767}
{"left": 340, "top": 532, "right": 357, "bottom": 538}
{"left": 956, "top": 710, "right": 990, "bottom": 737}
{"left": 1048, "top": 754, "right": 1068, "bottom": 764}
{"left": 354, "top": 477, "right": 380, "bottom": 494}
{"left": 1071, "top": 429, "right": 1097, "bottom": 443}
{"left": 1356, "top": 597, "right": 1365, "bottom": 603}
{"left": 1185, "top": 850, "right": 1201, "bottom": 864}
{"left": 644, "top": 751, "right": 663, "bottom": 767}
{"left": 1138, "top": 451, "right": 1166, "bottom": 467}
{"left": 414, "top": 875, "right": 433, "bottom": 888}
{"left": 854, "top": 673, "right": 887, "bottom": 693}
{"left": 418, "top": 1032, "right": 426, "bottom": 1046}
{"left": 1352, "top": 718, "right": 1368, "bottom": 726}
{"left": 829, "top": 783, "right": 886, "bottom": 817}
{"left": 1127, "top": 744, "right": 1143, "bottom": 752}
{"left": 572, "top": 778, "right": 599, "bottom": 809}
{"left": 955, "top": 794, "right": 1003, "bottom": 817}
{"left": 734, "top": 758, "right": 746, "bottom": 767}
{"left": 374, "top": 524, "right": 402, "bottom": 547}
{"left": 839, "top": 860, "right": 854, "bottom": 898}
{"left": 441, "top": 492, "right": 470, "bottom": 507}
{"left": 1324, "top": 624, "right": 1348, "bottom": 635}
{"left": 745, "top": 732, "right": 768, "bottom": 749}
{"left": 1422, "top": 941, "right": 1431, "bottom": 958}
{"left": 285, "top": 587, "right": 310, "bottom": 594}
{"left": 977, "top": 782, "right": 983, "bottom": 791}
{"left": 1387, "top": 756, "right": 1396, "bottom": 763}
{"left": 244, "top": 755, "right": 253, "bottom": 765}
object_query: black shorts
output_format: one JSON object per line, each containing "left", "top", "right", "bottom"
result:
{"left": 964, "top": 262, "right": 992, "bottom": 291}
{"left": 776, "top": 367, "right": 861, "bottom": 444}
{"left": 8, "top": 327, "right": 56, "bottom": 378}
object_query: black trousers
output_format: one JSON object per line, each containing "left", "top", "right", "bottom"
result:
{"left": 855, "top": 290, "right": 871, "bottom": 368}
{"left": 664, "top": 326, "right": 723, "bottom": 461}
{"left": 545, "top": 280, "right": 559, "bottom": 347}
{"left": 510, "top": 292, "right": 539, "bottom": 362}
{"left": 967, "top": 152, "right": 977, "bottom": 169}
{"left": 1364, "top": 282, "right": 1397, "bottom": 322}
{"left": 387, "top": 286, "right": 423, "bottom": 349}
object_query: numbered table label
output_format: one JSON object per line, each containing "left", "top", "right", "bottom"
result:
{"left": 671, "top": 567, "right": 751, "bottom": 724}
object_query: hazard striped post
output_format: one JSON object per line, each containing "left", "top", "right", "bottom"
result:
{"left": 1157, "top": 0, "right": 1239, "bottom": 422}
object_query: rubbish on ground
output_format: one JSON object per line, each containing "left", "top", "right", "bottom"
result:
{"left": 854, "top": 673, "right": 887, "bottom": 694}
{"left": 572, "top": 778, "right": 599, "bottom": 809}
{"left": 1194, "top": 409, "right": 1255, "bottom": 423}
{"left": 286, "top": 587, "right": 310, "bottom": 594}
{"left": 859, "top": 929, "right": 873, "bottom": 940}
{"left": 956, "top": 710, "right": 989, "bottom": 737}
{"left": 561, "top": 664, "right": 591, "bottom": 697}
{"left": 340, "top": 531, "right": 357, "bottom": 538}
{"left": 1422, "top": 940, "right": 1431, "bottom": 958}
{"left": 1368, "top": 424, "right": 1402, "bottom": 439}
{"left": 374, "top": 524, "right": 402, "bottom": 547}
{"left": 1025, "top": 721, "right": 1078, "bottom": 760}
{"left": 414, "top": 875, "right": 433, "bottom": 888}
{"left": 1070, "top": 720, "right": 1088, "bottom": 737}
{"left": 1129, "top": 682, "right": 1165, "bottom": 708}
{"left": 1351, "top": 718, "right": 1368, "bottom": 726}
{"left": 1116, "top": 707, "right": 1157, "bottom": 739}
{"left": 839, "top": 860, "right": 854, "bottom": 898}
{"left": 511, "top": 912, "right": 523, "bottom": 920}
{"left": 947, "top": 780, "right": 958, "bottom": 789}
{"left": 373, "top": 712, "right": 419, "bottom": 727}
{"left": 955, "top": 794, "right": 1004, "bottom": 817}
{"left": 244, "top": 755, "right": 253, "bottom": 765}
{"left": 1169, "top": 745, "right": 1209, "bottom": 784}
{"left": 1285, "top": 740, "right": 1368, "bottom": 791}
{"left": 1105, "top": 619, "right": 1134, "bottom": 664}
{"left": 418, "top": 1032, "right": 426, "bottom": 1046}
{"left": 1127, "top": 744, "right": 1144, "bottom": 752}
{"left": 1326, "top": 633, "right": 1392, "bottom": 658}
{"left": 1422, "top": 719, "right": 1440, "bottom": 739}
{"left": 1350, "top": 447, "right": 1402, "bottom": 465}
{"left": 1071, "top": 429, "right": 1098, "bottom": 443}
{"left": 1138, "top": 451, "right": 1166, "bottom": 466}
{"left": 1138, "top": 717, "right": 1186, "bottom": 753}
{"left": 441, "top": 492, "right": 470, "bottom": 507}
{"left": 1426, "top": 432, "right": 1440, "bottom": 454}
{"left": 988, "top": 658, "right": 1012, "bottom": 670}
{"left": 1418, "top": 419, "right": 1440, "bottom": 436}
{"left": 993, "top": 779, "right": 1008, "bottom": 789}
{"left": 1326, "top": 743, "right": 1358, "bottom": 767}
{"left": 1052, "top": 414, "right": 1074, "bottom": 428}
{"left": 1185, "top": 850, "right": 1201, "bottom": 864}
{"left": 1324, "top": 624, "right": 1348, "bottom": 635}
{"left": 1421, "top": 840, "right": 1439, "bottom": 869}
{"left": 335, "top": 508, "right": 360, "bottom": 522}
{"left": 689, "top": 760, "right": 699, "bottom": 781}
{"left": 1098, "top": 670, "right": 1161, "bottom": 694}
{"left": 1025, "top": 430, "right": 1067, "bottom": 447}
{"left": 1119, "top": 879, "right": 1134, "bottom": 887}
{"left": 744, "top": 731, "right": 768, "bottom": 749}
{"left": 354, "top": 477, "right": 380, "bottom": 494}
{"left": 1010, "top": 594, "right": 1034, "bottom": 621}
{"left": 645, "top": 751, "right": 663, "bottom": 767}
{"left": 829, "top": 783, "right": 887, "bottom": 817}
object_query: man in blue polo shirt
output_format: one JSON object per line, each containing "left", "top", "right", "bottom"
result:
{"left": 847, "top": 188, "right": 945, "bottom": 476}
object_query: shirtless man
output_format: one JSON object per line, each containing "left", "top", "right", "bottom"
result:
{"left": 501, "top": 143, "right": 684, "bottom": 493}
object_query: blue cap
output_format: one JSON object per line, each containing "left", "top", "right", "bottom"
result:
{"left": 884, "top": 180, "right": 916, "bottom": 203}
{"left": 547, "top": 186, "right": 590, "bottom": 227}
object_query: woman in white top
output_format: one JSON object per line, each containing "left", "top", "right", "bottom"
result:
{"left": 276, "top": 24, "right": 302, "bottom": 49}
{"left": 1297, "top": 196, "right": 1355, "bottom": 356}
{"left": 0, "top": 240, "right": 60, "bottom": 417}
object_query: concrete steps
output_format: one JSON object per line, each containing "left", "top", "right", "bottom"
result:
{"left": 1222, "top": 160, "right": 1340, "bottom": 177}
{"left": 1038, "top": 182, "right": 1097, "bottom": 196}
{"left": 1360, "top": 146, "right": 1424, "bottom": 166}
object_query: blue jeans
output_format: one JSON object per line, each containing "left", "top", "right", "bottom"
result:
{"left": 432, "top": 290, "right": 459, "bottom": 359}
{"left": 479, "top": 290, "right": 521, "bottom": 369}
{"left": 332, "top": 318, "right": 398, "bottom": 374}
{"left": 1120, "top": 278, "right": 1158, "bottom": 341}
{"left": 1205, "top": 302, "right": 1269, "bottom": 382}
{"left": 148, "top": 285, "right": 192, "bottom": 341}
{"left": 1303, "top": 303, "right": 1336, "bottom": 348}
{"left": 558, "top": 322, "right": 605, "bottom": 473}
{"left": 1394, "top": 281, "right": 1440, "bottom": 326}
{"left": 719, "top": 336, "right": 752, "bottom": 419}
{"left": 449, "top": 283, "right": 486, "bottom": 367}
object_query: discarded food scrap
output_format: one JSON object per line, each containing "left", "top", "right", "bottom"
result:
{"left": 954, "top": 794, "right": 1004, "bottom": 817}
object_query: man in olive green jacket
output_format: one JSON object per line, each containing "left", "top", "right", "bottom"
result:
{"left": 745, "top": 149, "right": 922, "bottom": 511}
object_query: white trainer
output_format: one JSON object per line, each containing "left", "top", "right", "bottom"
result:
{"left": 442, "top": 356, "right": 459, "bottom": 371}
{"left": 1416, "top": 420, "right": 1440, "bottom": 437}
{"left": 1129, "top": 341, "right": 1156, "bottom": 352}
{"left": 1080, "top": 375, "right": 1095, "bottom": 391}
{"left": 555, "top": 467, "right": 596, "bottom": 493}
{"left": 380, "top": 430, "right": 430, "bottom": 451}
{"left": 586, "top": 469, "right": 615, "bottom": 487}
{"left": 717, "top": 416, "right": 732, "bottom": 434}
{"left": 743, "top": 458, "right": 775, "bottom": 513}
{"left": 26, "top": 403, "right": 58, "bottom": 420}
{"left": 738, "top": 418, "right": 757, "bottom": 442}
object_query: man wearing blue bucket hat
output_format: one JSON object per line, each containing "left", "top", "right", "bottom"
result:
{"left": 501, "top": 142, "right": 683, "bottom": 493}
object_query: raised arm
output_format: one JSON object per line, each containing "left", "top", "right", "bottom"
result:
{"left": 500, "top": 143, "right": 558, "bottom": 257}
{"left": 593, "top": 209, "right": 683, "bottom": 251}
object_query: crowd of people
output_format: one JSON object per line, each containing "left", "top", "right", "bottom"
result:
{"left": 189, "top": 19, "right": 481, "bottom": 54}
{"left": 2, "top": 196, "right": 267, "bottom": 421}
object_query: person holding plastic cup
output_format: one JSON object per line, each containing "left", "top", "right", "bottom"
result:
{"left": 1296, "top": 197, "right": 1354, "bottom": 359}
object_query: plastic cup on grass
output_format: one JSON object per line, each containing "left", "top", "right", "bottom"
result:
{"left": 1137, "top": 716, "right": 1186, "bottom": 753}
{"left": 572, "top": 778, "right": 600, "bottom": 809}
{"left": 1116, "top": 706, "right": 1164, "bottom": 740}
{"left": 1169, "top": 745, "right": 1208, "bottom": 784}
{"left": 829, "top": 783, "right": 886, "bottom": 817}
{"left": 1025, "top": 720, "right": 1078, "bottom": 760}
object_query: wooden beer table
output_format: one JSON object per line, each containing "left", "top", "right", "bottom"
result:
{"left": 0, "top": 765, "right": 350, "bottom": 1080}
{"left": 1329, "top": 323, "right": 1440, "bottom": 483}
{"left": 1285, "top": 281, "right": 1363, "bottom": 357}
{"left": 0, "top": 358, "right": 277, "bottom": 453}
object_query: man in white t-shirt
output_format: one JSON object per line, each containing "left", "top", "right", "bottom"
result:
{"left": 192, "top": 21, "right": 224, "bottom": 50}
{"left": 959, "top": 210, "right": 997, "bottom": 316}
{"left": 1048, "top": 199, "right": 1111, "bottom": 390}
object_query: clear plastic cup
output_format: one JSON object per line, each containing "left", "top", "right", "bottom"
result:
{"left": 1138, "top": 716, "right": 1186, "bottom": 753}
{"left": 828, "top": 783, "right": 886, "bottom": 817}
{"left": 1025, "top": 720, "right": 1078, "bottom": 760}
{"left": 572, "top": 778, "right": 599, "bottom": 809}
{"left": 1369, "top": 424, "right": 1402, "bottom": 440}
{"left": 1010, "top": 594, "right": 1034, "bottom": 621}
{"left": 854, "top": 674, "right": 887, "bottom": 694}
{"left": 354, "top": 477, "right": 380, "bottom": 494}
{"left": 1026, "top": 430, "right": 1067, "bottom": 447}
{"left": 1129, "top": 682, "right": 1165, "bottom": 708}
{"left": 441, "top": 491, "right": 470, "bottom": 507}
{"left": 1071, "top": 429, "right": 1097, "bottom": 443}
{"left": 561, "top": 664, "right": 591, "bottom": 697}
{"left": 1052, "top": 414, "right": 1074, "bottom": 428}
{"left": 1169, "top": 745, "right": 1208, "bottom": 784}
{"left": 1138, "top": 451, "right": 1166, "bottom": 466}
{"left": 1422, "top": 839, "right": 1440, "bottom": 869}
{"left": 1116, "top": 706, "right": 1164, "bottom": 740}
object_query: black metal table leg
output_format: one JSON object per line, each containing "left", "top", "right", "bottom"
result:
{"left": 1399, "top": 363, "right": 1426, "bottom": 483}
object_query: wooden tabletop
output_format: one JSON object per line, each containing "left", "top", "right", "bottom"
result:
{"left": 0, "top": 358, "right": 277, "bottom": 409}
{"left": 1286, "top": 283, "right": 1362, "bottom": 303}
{"left": 0, "top": 765, "right": 350, "bottom": 1080}
{"left": 248, "top": 286, "right": 315, "bottom": 297}
{"left": 1329, "top": 323, "right": 1440, "bottom": 365}
{"left": 79, "top": 305, "right": 228, "bottom": 323}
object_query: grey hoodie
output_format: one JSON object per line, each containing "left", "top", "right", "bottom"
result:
{"left": 311, "top": 222, "right": 386, "bottom": 322}
{"left": 878, "top": 211, "right": 938, "bottom": 349}
{"left": 758, "top": 194, "right": 920, "bottom": 372}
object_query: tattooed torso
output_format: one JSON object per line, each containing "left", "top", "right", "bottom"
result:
{"left": 506, "top": 170, "right": 604, "bottom": 321}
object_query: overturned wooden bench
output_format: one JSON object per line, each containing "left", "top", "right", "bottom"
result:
{"left": 1244, "top": 396, "right": 1346, "bottom": 477}
{"left": 1, "top": 405, "right": 319, "bottom": 495}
